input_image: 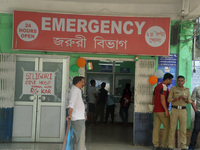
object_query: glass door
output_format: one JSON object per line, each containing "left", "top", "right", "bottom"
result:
{"left": 12, "top": 57, "right": 38, "bottom": 142}
{"left": 36, "top": 58, "right": 67, "bottom": 142}
{"left": 12, "top": 56, "right": 69, "bottom": 142}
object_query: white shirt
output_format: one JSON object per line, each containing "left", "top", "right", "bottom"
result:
{"left": 88, "top": 86, "right": 96, "bottom": 104}
{"left": 67, "top": 85, "right": 85, "bottom": 121}
{"left": 191, "top": 86, "right": 200, "bottom": 111}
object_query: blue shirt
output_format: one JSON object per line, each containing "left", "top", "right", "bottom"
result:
{"left": 107, "top": 95, "right": 114, "bottom": 106}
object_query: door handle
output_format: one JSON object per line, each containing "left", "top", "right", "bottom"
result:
{"left": 29, "top": 95, "right": 36, "bottom": 101}
{"left": 39, "top": 96, "right": 46, "bottom": 101}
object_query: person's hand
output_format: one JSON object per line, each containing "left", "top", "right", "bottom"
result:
{"left": 179, "top": 95, "right": 184, "bottom": 100}
{"left": 165, "top": 110, "right": 169, "bottom": 117}
{"left": 179, "top": 95, "right": 187, "bottom": 101}
{"left": 66, "top": 115, "right": 72, "bottom": 121}
{"left": 174, "top": 97, "right": 180, "bottom": 101}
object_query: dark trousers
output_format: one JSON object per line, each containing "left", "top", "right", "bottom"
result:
{"left": 119, "top": 106, "right": 128, "bottom": 123}
{"left": 189, "top": 111, "right": 200, "bottom": 149}
{"left": 105, "top": 105, "right": 115, "bottom": 123}
{"left": 94, "top": 104, "right": 105, "bottom": 123}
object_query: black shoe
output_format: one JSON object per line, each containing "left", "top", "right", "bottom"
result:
{"left": 181, "top": 149, "right": 187, "bottom": 150}
{"left": 153, "top": 147, "right": 160, "bottom": 150}
{"left": 188, "top": 147, "right": 194, "bottom": 150}
{"left": 168, "top": 148, "right": 173, "bottom": 150}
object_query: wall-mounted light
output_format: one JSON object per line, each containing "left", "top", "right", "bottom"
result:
{"left": 98, "top": 63, "right": 120, "bottom": 66}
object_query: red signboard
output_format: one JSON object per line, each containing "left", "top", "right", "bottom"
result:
{"left": 13, "top": 11, "right": 170, "bottom": 56}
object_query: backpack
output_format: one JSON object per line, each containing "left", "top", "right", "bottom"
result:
{"left": 120, "top": 89, "right": 131, "bottom": 107}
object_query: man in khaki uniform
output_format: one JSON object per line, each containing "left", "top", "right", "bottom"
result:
{"left": 168, "top": 76, "right": 192, "bottom": 150}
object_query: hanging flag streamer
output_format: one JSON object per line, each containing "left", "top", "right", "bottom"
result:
{"left": 87, "top": 62, "right": 93, "bottom": 70}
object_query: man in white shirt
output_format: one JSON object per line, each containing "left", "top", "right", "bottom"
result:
{"left": 188, "top": 86, "right": 200, "bottom": 150}
{"left": 66, "top": 76, "right": 85, "bottom": 150}
{"left": 87, "top": 79, "right": 97, "bottom": 124}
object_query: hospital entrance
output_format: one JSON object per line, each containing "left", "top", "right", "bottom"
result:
{"left": 85, "top": 59, "right": 135, "bottom": 144}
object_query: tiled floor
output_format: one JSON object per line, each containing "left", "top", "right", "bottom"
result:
{"left": 0, "top": 142, "right": 193, "bottom": 150}
{"left": 0, "top": 123, "right": 199, "bottom": 150}
{"left": 0, "top": 143, "right": 153, "bottom": 150}
{"left": 86, "top": 123, "right": 133, "bottom": 144}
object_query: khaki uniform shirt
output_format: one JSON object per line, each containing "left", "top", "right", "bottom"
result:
{"left": 191, "top": 86, "right": 200, "bottom": 111}
{"left": 168, "top": 86, "right": 192, "bottom": 106}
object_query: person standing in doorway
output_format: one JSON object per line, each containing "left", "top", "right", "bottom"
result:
{"left": 87, "top": 79, "right": 97, "bottom": 124}
{"left": 105, "top": 95, "right": 115, "bottom": 124}
{"left": 66, "top": 76, "right": 86, "bottom": 150}
{"left": 168, "top": 75, "right": 192, "bottom": 150}
{"left": 188, "top": 86, "right": 200, "bottom": 150}
{"left": 152, "top": 73, "right": 173, "bottom": 150}
{"left": 94, "top": 82, "right": 108, "bottom": 124}
{"left": 119, "top": 83, "right": 132, "bottom": 125}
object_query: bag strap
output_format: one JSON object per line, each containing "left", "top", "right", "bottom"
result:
{"left": 126, "top": 89, "right": 130, "bottom": 96}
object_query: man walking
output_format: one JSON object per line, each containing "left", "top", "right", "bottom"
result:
{"left": 168, "top": 75, "right": 192, "bottom": 150}
{"left": 66, "top": 76, "right": 86, "bottom": 150}
{"left": 188, "top": 86, "right": 200, "bottom": 150}
{"left": 152, "top": 73, "right": 173, "bottom": 150}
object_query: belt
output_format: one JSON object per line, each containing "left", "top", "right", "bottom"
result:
{"left": 172, "top": 105, "right": 186, "bottom": 109}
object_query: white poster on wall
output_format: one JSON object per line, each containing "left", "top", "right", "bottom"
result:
{"left": 22, "top": 71, "right": 55, "bottom": 95}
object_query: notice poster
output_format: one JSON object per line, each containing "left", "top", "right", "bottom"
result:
{"left": 158, "top": 54, "right": 177, "bottom": 110}
{"left": 157, "top": 53, "right": 177, "bottom": 90}
{"left": 23, "top": 71, "right": 55, "bottom": 95}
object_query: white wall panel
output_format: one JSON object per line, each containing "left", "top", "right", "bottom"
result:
{"left": 13, "top": 105, "right": 33, "bottom": 137}
{"left": 39, "top": 106, "right": 61, "bottom": 138}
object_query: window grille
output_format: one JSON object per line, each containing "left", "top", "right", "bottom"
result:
{"left": 134, "top": 59, "right": 155, "bottom": 113}
{"left": 0, "top": 53, "right": 16, "bottom": 108}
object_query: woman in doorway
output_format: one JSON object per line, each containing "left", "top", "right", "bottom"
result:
{"left": 119, "top": 83, "right": 132, "bottom": 125}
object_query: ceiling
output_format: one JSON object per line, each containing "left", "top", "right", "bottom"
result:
{"left": 0, "top": 0, "right": 200, "bottom": 20}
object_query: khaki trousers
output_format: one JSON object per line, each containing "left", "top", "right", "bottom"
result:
{"left": 152, "top": 112, "right": 170, "bottom": 148}
{"left": 168, "top": 108, "right": 187, "bottom": 149}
